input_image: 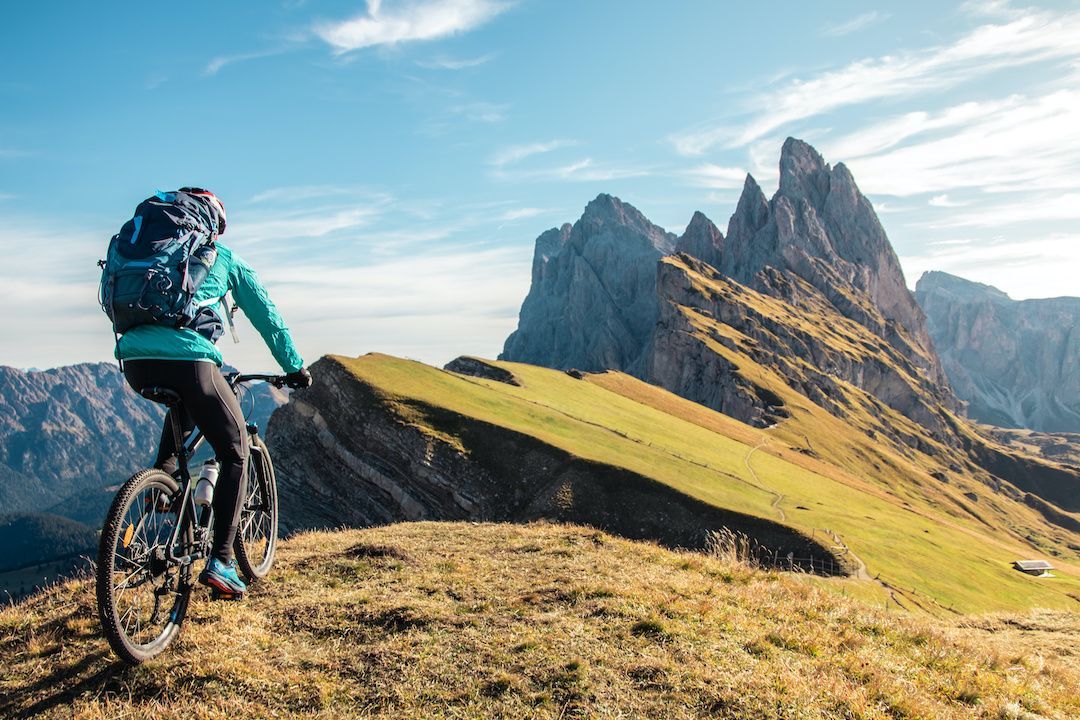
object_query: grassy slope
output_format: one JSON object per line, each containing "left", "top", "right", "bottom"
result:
{"left": 665, "top": 256, "right": 1080, "bottom": 559}
{"left": 336, "top": 353, "right": 1080, "bottom": 613}
{"left": 2, "top": 523, "right": 1077, "bottom": 720}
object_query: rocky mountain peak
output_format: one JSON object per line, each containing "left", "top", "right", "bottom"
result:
{"left": 675, "top": 211, "right": 724, "bottom": 271}
{"left": 916, "top": 271, "right": 1011, "bottom": 301}
{"left": 778, "top": 137, "right": 831, "bottom": 207}
{"left": 504, "top": 138, "right": 955, "bottom": 434}
{"left": 500, "top": 195, "right": 677, "bottom": 373}
{"left": 577, "top": 193, "right": 676, "bottom": 254}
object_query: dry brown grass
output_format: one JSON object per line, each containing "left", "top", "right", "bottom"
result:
{"left": 2, "top": 522, "right": 1078, "bottom": 719}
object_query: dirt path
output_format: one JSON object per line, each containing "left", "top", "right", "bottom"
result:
{"left": 743, "top": 435, "right": 786, "bottom": 522}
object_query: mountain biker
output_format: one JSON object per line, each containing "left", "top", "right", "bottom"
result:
{"left": 116, "top": 187, "right": 311, "bottom": 599}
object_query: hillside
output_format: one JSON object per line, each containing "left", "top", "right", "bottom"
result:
{"left": 267, "top": 353, "right": 1080, "bottom": 613}
{"left": 0, "top": 363, "right": 162, "bottom": 514}
{"left": 915, "top": 271, "right": 1080, "bottom": 433}
{"left": 3, "top": 522, "right": 1078, "bottom": 719}
{"left": 0, "top": 513, "right": 97, "bottom": 602}
{"left": 0, "top": 514, "right": 97, "bottom": 573}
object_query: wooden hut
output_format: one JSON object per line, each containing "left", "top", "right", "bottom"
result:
{"left": 1012, "top": 560, "right": 1053, "bottom": 576}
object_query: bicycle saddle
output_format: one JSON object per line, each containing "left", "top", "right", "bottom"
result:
{"left": 139, "top": 386, "right": 182, "bottom": 405}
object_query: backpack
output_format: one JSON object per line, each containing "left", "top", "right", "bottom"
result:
{"left": 99, "top": 190, "right": 221, "bottom": 335}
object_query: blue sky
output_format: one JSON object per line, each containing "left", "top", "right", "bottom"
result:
{"left": 2, "top": 0, "right": 1078, "bottom": 371}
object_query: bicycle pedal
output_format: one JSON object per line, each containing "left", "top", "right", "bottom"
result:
{"left": 210, "top": 588, "right": 245, "bottom": 601}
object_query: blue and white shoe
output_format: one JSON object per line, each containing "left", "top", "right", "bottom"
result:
{"left": 200, "top": 557, "right": 247, "bottom": 598}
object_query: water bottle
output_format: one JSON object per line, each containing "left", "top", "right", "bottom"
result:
{"left": 194, "top": 460, "right": 219, "bottom": 507}
{"left": 184, "top": 243, "right": 218, "bottom": 292}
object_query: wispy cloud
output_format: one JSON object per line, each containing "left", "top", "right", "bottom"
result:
{"left": 928, "top": 194, "right": 968, "bottom": 208}
{"left": 901, "top": 234, "right": 1080, "bottom": 299}
{"left": 919, "top": 192, "right": 1080, "bottom": 228}
{"left": 253, "top": 244, "right": 531, "bottom": 365}
{"left": 448, "top": 100, "right": 507, "bottom": 123}
{"left": 684, "top": 164, "right": 748, "bottom": 189}
{"left": 487, "top": 140, "right": 644, "bottom": 182}
{"left": 497, "top": 158, "right": 650, "bottom": 183}
{"left": 959, "top": 0, "right": 1025, "bottom": 20}
{"left": 417, "top": 53, "right": 496, "bottom": 70}
{"left": 314, "top": 0, "right": 512, "bottom": 55}
{"left": 490, "top": 139, "right": 573, "bottom": 168}
{"left": 498, "top": 207, "right": 544, "bottom": 221}
{"left": 248, "top": 185, "right": 390, "bottom": 204}
{"left": 825, "top": 89, "right": 1080, "bottom": 196}
{"left": 0, "top": 147, "right": 31, "bottom": 159}
{"left": 670, "top": 6, "right": 1080, "bottom": 154}
{"left": 204, "top": 48, "right": 290, "bottom": 76}
{"left": 822, "top": 11, "right": 890, "bottom": 37}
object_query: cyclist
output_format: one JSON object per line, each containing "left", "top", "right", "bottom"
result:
{"left": 117, "top": 187, "right": 311, "bottom": 599}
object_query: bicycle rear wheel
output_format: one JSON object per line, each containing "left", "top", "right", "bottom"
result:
{"left": 234, "top": 435, "right": 278, "bottom": 581}
{"left": 96, "top": 469, "right": 193, "bottom": 665}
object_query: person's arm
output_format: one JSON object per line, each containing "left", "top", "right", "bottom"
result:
{"left": 228, "top": 252, "right": 305, "bottom": 374}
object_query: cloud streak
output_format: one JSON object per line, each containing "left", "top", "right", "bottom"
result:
{"left": 901, "top": 234, "right": 1080, "bottom": 299}
{"left": 417, "top": 53, "right": 496, "bottom": 70}
{"left": 490, "top": 139, "right": 573, "bottom": 168}
{"left": 826, "top": 89, "right": 1080, "bottom": 196}
{"left": 670, "top": 6, "right": 1080, "bottom": 154}
{"left": 822, "top": 11, "right": 890, "bottom": 37}
{"left": 684, "top": 164, "right": 748, "bottom": 189}
{"left": 314, "top": 0, "right": 511, "bottom": 54}
{"left": 204, "top": 48, "right": 289, "bottom": 76}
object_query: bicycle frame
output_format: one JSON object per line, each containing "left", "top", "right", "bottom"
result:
{"left": 160, "top": 373, "right": 287, "bottom": 567}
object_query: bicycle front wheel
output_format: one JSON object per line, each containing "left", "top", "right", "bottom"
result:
{"left": 235, "top": 435, "right": 279, "bottom": 581}
{"left": 96, "top": 469, "right": 192, "bottom": 665}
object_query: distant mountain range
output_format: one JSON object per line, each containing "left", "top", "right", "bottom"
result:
{"left": 916, "top": 271, "right": 1080, "bottom": 433}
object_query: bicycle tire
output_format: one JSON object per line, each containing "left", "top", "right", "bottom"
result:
{"left": 234, "top": 435, "right": 278, "bottom": 581}
{"left": 96, "top": 469, "right": 193, "bottom": 665}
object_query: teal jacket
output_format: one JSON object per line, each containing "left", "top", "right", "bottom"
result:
{"left": 116, "top": 243, "right": 304, "bottom": 373}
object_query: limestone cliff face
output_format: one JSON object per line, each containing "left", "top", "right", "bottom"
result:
{"left": 502, "top": 139, "right": 955, "bottom": 439}
{"left": 916, "top": 271, "right": 1080, "bottom": 433}
{"left": 648, "top": 256, "right": 956, "bottom": 445}
{"left": 722, "top": 139, "right": 946, "bottom": 389}
{"left": 500, "top": 194, "right": 676, "bottom": 374}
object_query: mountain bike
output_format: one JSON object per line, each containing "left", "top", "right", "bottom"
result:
{"left": 95, "top": 372, "right": 285, "bottom": 665}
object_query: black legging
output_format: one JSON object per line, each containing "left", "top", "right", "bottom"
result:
{"left": 123, "top": 359, "right": 247, "bottom": 563}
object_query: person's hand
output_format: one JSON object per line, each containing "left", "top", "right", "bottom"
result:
{"left": 284, "top": 367, "right": 312, "bottom": 389}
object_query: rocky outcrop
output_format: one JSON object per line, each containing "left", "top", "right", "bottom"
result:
{"left": 500, "top": 194, "right": 676, "bottom": 374}
{"left": 916, "top": 271, "right": 1080, "bottom": 433}
{"left": 267, "top": 356, "right": 842, "bottom": 568}
{"left": 675, "top": 211, "right": 723, "bottom": 271}
{"left": 649, "top": 256, "right": 954, "bottom": 442}
{"left": 444, "top": 356, "right": 521, "bottom": 385}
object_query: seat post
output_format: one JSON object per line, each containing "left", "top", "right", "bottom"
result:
{"left": 167, "top": 400, "right": 189, "bottom": 478}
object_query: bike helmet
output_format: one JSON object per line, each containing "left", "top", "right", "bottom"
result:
{"left": 180, "top": 186, "right": 227, "bottom": 235}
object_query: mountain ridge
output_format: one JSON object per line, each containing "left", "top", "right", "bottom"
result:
{"left": 916, "top": 270, "right": 1080, "bottom": 433}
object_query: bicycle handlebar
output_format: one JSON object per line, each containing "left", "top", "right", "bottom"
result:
{"left": 229, "top": 373, "right": 289, "bottom": 389}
